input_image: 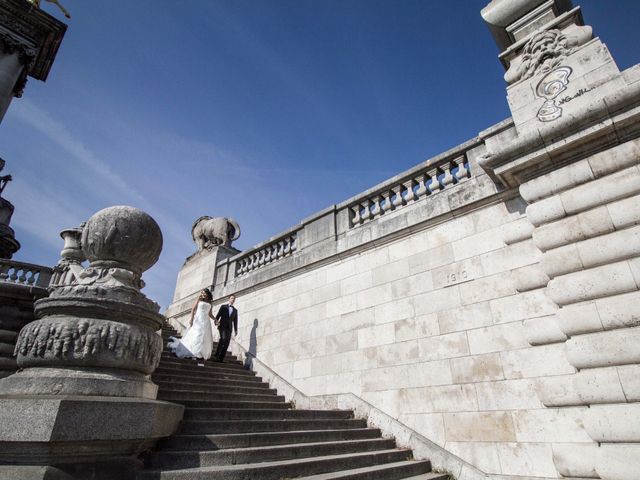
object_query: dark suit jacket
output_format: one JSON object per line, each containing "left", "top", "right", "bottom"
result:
{"left": 215, "top": 304, "right": 238, "bottom": 333}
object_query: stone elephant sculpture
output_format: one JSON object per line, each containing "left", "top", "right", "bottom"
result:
{"left": 191, "top": 216, "right": 241, "bottom": 250}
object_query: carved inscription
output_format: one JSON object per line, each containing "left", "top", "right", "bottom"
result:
{"left": 433, "top": 259, "right": 482, "bottom": 290}
{"left": 446, "top": 270, "right": 469, "bottom": 285}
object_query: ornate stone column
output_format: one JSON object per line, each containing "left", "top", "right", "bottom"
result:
{"left": 481, "top": 1, "right": 640, "bottom": 479}
{"left": 0, "top": 0, "right": 66, "bottom": 123}
{"left": 0, "top": 206, "right": 183, "bottom": 480}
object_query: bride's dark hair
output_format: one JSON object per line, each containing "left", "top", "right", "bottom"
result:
{"left": 201, "top": 288, "right": 213, "bottom": 302}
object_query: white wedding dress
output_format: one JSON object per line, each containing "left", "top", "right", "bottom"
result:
{"left": 167, "top": 301, "right": 214, "bottom": 360}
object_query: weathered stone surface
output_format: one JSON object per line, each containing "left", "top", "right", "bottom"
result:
{"left": 0, "top": 206, "right": 182, "bottom": 479}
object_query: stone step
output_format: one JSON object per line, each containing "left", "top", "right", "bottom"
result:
{"left": 400, "top": 474, "right": 451, "bottom": 480}
{"left": 182, "top": 408, "right": 353, "bottom": 421}
{"left": 158, "top": 390, "right": 285, "bottom": 405}
{"left": 0, "top": 329, "right": 17, "bottom": 342}
{"left": 138, "top": 448, "right": 416, "bottom": 480}
{"left": 158, "top": 359, "right": 247, "bottom": 373}
{"left": 178, "top": 418, "right": 368, "bottom": 435}
{"left": 158, "top": 428, "right": 382, "bottom": 451}
{"left": 146, "top": 438, "right": 397, "bottom": 469}
{"left": 153, "top": 366, "right": 257, "bottom": 381}
{"left": 0, "top": 343, "right": 14, "bottom": 355}
{"left": 295, "top": 461, "right": 442, "bottom": 480}
{"left": 160, "top": 383, "right": 278, "bottom": 397}
{"left": 163, "top": 398, "right": 292, "bottom": 410}
{"left": 154, "top": 376, "right": 269, "bottom": 390}
{"left": 160, "top": 353, "right": 241, "bottom": 363}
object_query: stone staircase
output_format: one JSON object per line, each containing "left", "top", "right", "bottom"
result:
{"left": 138, "top": 324, "right": 448, "bottom": 480}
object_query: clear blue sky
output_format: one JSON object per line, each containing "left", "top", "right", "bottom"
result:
{"left": 1, "top": 0, "right": 639, "bottom": 309}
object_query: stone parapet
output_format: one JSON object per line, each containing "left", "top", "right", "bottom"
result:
{"left": 167, "top": 131, "right": 508, "bottom": 323}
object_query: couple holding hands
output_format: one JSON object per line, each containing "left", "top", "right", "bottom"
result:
{"left": 168, "top": 289, "right": 238, "bottom": 363}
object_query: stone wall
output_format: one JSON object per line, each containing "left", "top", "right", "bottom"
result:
{"left": 166, "top": 124, "right": 591, "bottom": 478}
{"left": 166, "top": 1, "right": 640, "bottom": 478}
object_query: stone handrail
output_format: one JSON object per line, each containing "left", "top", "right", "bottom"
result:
{"left": 234, "top": 227, "right": 300, "bottom": 277}
{"left": 0, "top": 259, "right": 52, "bottom": 288}
{"left": 346, "top": 154, "right": 471, "bottom": 227}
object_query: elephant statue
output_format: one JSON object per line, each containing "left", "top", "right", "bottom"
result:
{"left": 191, "top": 216, "right": 241, "bottom": 251}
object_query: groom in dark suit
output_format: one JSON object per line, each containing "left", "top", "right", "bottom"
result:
{"left": 214, "top": 294, "right": 238, "bottom": 362}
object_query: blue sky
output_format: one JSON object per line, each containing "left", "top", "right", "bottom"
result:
{"left": 1, "top": 0, "right": 639, "bottom": 309}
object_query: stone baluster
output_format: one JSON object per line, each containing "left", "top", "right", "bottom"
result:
{"left": 380, "top": 190, "right": 393, "bottom": 213}
{"left": 415, "top": 173, "right": 428, "bottom": 198}
{"left": 453, "top": 155, "right": 470, "bottom": 182}
{"left": 0, "top": 206, "right": 183, "bottom": 480}
{"left": 361, "top": 199, "right": 372, "bottom": 222}
{"left": 440, "top": 161, "right": 455, "bottom": 188}
{"left": 370, "top": 195, "right": 382, "bottom": 219}
{"left": 403, "top": 179, "right": 417, "bottom": 203}
{"left": 391, "top": 185, "right": 404, "bottom": 209}
{"left": 426, "top": 168, "right": 441, "bottom": 194}
{"left": 350, "top": 204, "right": 361, "bottom": 225}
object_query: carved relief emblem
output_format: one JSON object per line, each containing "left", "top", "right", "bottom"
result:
{"left": 535, "top": 66, "right": 572, "bottom": 122}
{"left": 517, "top": 30, "right": 573, "bottom": 81}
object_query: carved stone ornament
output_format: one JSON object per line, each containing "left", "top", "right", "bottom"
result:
{"left": 516, "top": 29, "right": 573, "bottom": 81}
{"left": 13, "top": 206, "right": 165, "bottom": 376}
{"left": 0, "top": 29, "right": 37, "bottom": 65}
{"left": 14, "top": 317, "right": 162, "bottom": 374}
{"left": 192, "top": 215, "right": 241, "bottom": 251}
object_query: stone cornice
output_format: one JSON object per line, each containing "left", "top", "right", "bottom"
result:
{"left": 0, "top": 0, "right": 66, "bottom": 81}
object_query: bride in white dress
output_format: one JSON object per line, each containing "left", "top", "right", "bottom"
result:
{"left": 167, "top": 289, "right": 215, "bottom": 360}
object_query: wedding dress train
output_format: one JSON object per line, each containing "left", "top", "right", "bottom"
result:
{"left": 167, "top": 301, "right": 213, "bottom": 360}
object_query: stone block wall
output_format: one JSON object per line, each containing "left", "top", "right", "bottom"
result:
{"left": 166, "top": 129, "right": 599, "bottom": 477}
{"left": 227, "top": 201, "right": 592, "bottom": 478}
{"left": 166, "top": 2, "right": 640, "bottom": 477}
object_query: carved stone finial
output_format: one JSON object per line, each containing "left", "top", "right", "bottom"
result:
{"left": 0, "top": 205, "right": 181, "bottom": 478}
{"left": 82, "top": 205, "right": 162, "bottom": 274}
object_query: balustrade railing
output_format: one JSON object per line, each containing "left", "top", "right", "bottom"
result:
{"left": 348, "top": 154, "right": 470, "bottom": 227}
{"left": 235, "top": 230, "right": 298, "bottom": 277}
{"left": 0, "top": 259, "right": 53, "bottom": 288}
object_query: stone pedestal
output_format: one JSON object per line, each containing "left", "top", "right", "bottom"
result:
{"left": 166, "top": 244, "right": 239, "bottom": 327}
{"left": 0, "top": 0, "right": 66, "bottom": 123}
{"left": 0, "top": 206, "right": 183, "bottom": 480}
{"left": 481, "top": 2, "right": 640, "bottom": 479}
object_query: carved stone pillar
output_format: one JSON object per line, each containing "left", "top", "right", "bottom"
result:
{"left": 481, "top": 1, "right": 640, "bottom": 479}
{"left": 0, "top": 0, "right": 66, "bottom": 123}
{"left": 0, "top": 206, "right": 183, "bottom": 480}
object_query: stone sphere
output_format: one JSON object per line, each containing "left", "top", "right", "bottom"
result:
{"left": 81, "top": 206, "right": 163, "bottom": 273}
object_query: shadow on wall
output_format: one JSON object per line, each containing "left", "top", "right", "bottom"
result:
{"left": 244, "top": 318, "right": 259, "bottom": 369}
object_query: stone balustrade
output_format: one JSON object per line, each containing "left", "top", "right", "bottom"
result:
{"left": 348, "top": 155, "right": 471, "bottom": 227}
{"left": 235, "top": 230, "right": 299, "bottom": 277}
{"left": 0, "top": 259, "right": 52, "bottom": 288}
